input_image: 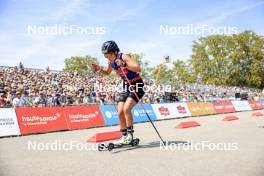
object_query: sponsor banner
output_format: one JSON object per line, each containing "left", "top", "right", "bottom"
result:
{"left": 213, "top": 101, "right": 236, "bottom": 114}
{"left": 222, "top": 101, "right": 236, "bottom": 113}
{"left": 173, "top": 103, "right": 192, "bottom": 117}
{"left": 212, "top": 102, "right": 225, "bottom": 114}
{"left": 152, "top": 103, "right": 189, "bottom": 120}
{"left": 16, "top": 107, "right": 69, "bottom": 135}
{"left": 100, "top": 105, "right": 119, "bottom": 126}
{"left": 132, "top": 104, "right": 157, "bottom": 122}
{"left": 151, "top": 103, "right": 175, "bottom": 120}
{"left": 231, "top": 101, "right": 252, "bottom": 111}
{"left": 261, "top": 99, "right": 264, "bottom": 108}
{"left": 0, "top": 108, "right": 21, "bottom": 137}
{"left": 202, "top": 102, "right": 216, "bottom": 115}
{"left": 248, "top": 100, "right": 262, "bottom": 110}
{"left": 187, "top": 102, "right": 205, "bottom": 116}
{"left": 100, "top": 104, "right": 158, "bottom": 126}
{"left": 64, "top": 106, "right": 105, "bottom": 130}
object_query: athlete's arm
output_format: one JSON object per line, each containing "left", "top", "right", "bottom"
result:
{"left": 99, "top": 63, "right": 112, "bottom": 75}
{"left": 91, "top": 63, "right": 112, "bottom": 75}
{"left": 123, "top": 54, "right": 141, "bottom": 72}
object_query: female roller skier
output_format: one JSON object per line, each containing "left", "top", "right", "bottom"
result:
{"left": 92, "top": 41, "right": 145, "bottom": 145}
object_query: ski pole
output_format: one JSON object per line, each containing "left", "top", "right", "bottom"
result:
{"left": 119, "top": 67, "right": 166, "bottom": 146}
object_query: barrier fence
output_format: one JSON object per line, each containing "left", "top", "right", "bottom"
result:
{"left": 0, "top": 100, "right": 264, "bottom": 137}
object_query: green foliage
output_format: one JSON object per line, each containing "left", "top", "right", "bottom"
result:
{"left": 63, "top": 55, "right": 98, "bottom": 75}
{"left": 190, "top": 30, "right": 264, "bottom": 88}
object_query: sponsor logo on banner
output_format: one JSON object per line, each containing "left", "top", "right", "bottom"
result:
{"left": 100, "top": 105, "right": 119, "bottom": 126}
{"left": 187, "top": 102, "right": 204, "bottom": 116}
{"left": 202, "top": 103, "right": 216, "bottom": 115}
{"left": 101, "top": 104, "right": 157, "bottom": 125}
{"left": 64, "top": 106, "right": 105, "bottom": 130}
{"left": 212, "top": 102, "right": 225, "bottom": 114}
{"left": 177, "top": 105, "right": 186, "bottom": 113}
{"left": 0, "top": 108, "right": 21, "bottom": 137}
{"left": 231, "top": 101, "right": 252, "bottom": 111}
{"left": 152, "top": 103, "right": 190, "bottom": 120}
{"left": 248, "top": 100, "right": 262, "bottom": 110}
{"left": 175, "top": 103, "right": 192, "bottom": 117}
{"left": 152, "top": 104, "right": 176, "bottom": 119}
{"left": 213, "top": 101, "right": 235, "bottom": 114}
{"left": 16, "top": 107, "right": 68, "bottom": 135}
{"left": 158, "top": 106, "right": 170, "bottom": 116}
{"left": 132, "top": 104, "right": 157, "bottom": 122}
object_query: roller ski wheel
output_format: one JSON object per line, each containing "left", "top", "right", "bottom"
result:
{"left": 107, "top": 143, "right": 115, "bottom": 151}
{"left": 131, "top": 138, "right": 140, "bottom": 146}
{"left": 108, "top": 138, "right": 140, "bottom": 151}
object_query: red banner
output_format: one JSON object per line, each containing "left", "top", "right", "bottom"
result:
{"left": 213, "top": 101, "right": 235, "bottom": 114}
{"left": 222, "top": 101, "right": 236, "bottom": 113}
{"left": 16, "top": 107, "right": 68, "bottom": 135}
{"left": 212, "top": 102, "right": 225, "bottom": 114}
{"left": 64, "top": 106, "right": 105, "bottom": 130}
{"left": 248, "top": 100, "right": 262, "bottom": 110}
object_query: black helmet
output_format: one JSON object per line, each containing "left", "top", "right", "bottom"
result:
{"left": 101, "top": 40, "right": 119, "bottom": 54}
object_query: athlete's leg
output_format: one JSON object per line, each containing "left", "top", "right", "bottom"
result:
{"left": 123, "top": 97, "right": 137, "bottom": 127}
{"left": 117, "top": 102, "right": 126, "bottom": 130}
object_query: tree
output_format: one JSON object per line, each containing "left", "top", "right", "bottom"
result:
{"left": 63, "top": 55, "right": 98, "bottom": 75}
{"left": 171, "top": 59, "right": 196, "bottom": 84}
{"left": 190, "top": 30, "right": 264, "bottom": 88}
{"left": 129, "top": 53, "right": 152, "bottom": 78}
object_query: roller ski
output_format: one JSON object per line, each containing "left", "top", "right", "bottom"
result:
{"left": 98, "top": 127, "right": 140, "bottom": 151}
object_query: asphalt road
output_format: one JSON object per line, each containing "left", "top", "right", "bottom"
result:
{"left": 0, "top": 110, "right": 264, "bottom": 176}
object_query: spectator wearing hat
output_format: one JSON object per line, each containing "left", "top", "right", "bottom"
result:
{"left": 12, "top": 92, "right": 26, "bottom": 107}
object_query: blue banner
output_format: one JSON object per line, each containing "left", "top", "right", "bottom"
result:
{"left": 261, "top": 99, "right": 264, "bottom": 108}
{"left": 132, "top": 104, "right": 157, "bottom": 123}
{"left": 100, "top": 104, "right": 157, "bottom": 126}
{"left": 100, "top": 105, "right": 119, "bottom": 126}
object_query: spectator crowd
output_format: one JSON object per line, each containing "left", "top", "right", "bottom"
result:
{"left": 0, "top": 65, "right": 263, "bottom": 108}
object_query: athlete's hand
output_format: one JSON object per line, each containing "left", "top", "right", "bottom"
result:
{"left": 115, "top": 59, "right": 126, "bottom": 67}
{"left": 91, "top": 64, "right": 101, "bottom": 72}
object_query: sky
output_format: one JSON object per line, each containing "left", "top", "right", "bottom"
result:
{"left": 0, "top": 0, "right": 264, "bottom": 70}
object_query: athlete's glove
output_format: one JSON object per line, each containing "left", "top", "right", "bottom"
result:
{"left": 91, "top": 64, "right": 101, "bottom": 72}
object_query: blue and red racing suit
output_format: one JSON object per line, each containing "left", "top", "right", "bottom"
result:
{"left": 109, "top": 53, "right": 145, "bottom": 102}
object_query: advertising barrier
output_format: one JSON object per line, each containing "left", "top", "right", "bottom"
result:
{"left": 152, "top": 103, "right": 191, "bottom": 120}
{"left": 151, "top": 103, "right": 177, "bottom": 120}
{"left": 15, "top": 107, "right": 69, "bottom": 135}
{"left": 201, "top": 102, "right": 216, "bottom": 115}
{"left": 222, "top": 101, "right": 236, "bottom": 113}
{"left": 0, "top": 108, "right": 20, "bottom": 137}
{"left": 248, "top": 100, "right": 262, "bottom": 110}
{"left": 132, "top": 103, "right": 157, "bottom": 122}
{"left": 64, "top": 106, "right": 105, "bottom": 130}
{"left": 100, "top": 104, "right": 158, "bottom": 126}
{"left": 212, "top": 102, "right": 225, "bottom": 114}
{"left": 100, "top": 105, "right": 119, "bottom": 126}
{"left": 187, "top": 102, "right": 205, "bottom": 116}
{"left": 212, "top": 101, "right": 236, "bottom": 114}
{"left": 1, "top": 100, "right": 261, "bottom": 137}
{"left": 231, "top": 101, "right": 252, "bottom": 111}
{"left": 261, "top": 99, "right": 264, "bottom": 108}
{"left": 173, "top": 103, "right": 192, "bottom": 117}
